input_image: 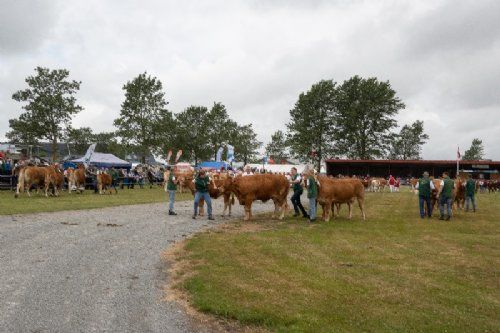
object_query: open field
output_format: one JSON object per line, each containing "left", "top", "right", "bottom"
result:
{"left": 0, "top": 187, "right": 192, "bottom": 215}
{"left": 171, "top": 191, "right": 500, "bottom": 332}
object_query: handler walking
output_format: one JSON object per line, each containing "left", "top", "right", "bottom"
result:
{"left": 192, "top": 170, "right": 214, "bottom": 220}
{"left": 166, "top": 166, "right": 178, "bottom": 216}
{"left": 415, "top": 171, "right": 435, "bottom": 219}
{"left": 465, "top": 175, "right": 477, "bottom": 212}
{"left": 290, "top": 167, "right": 308, "bottom": 218}
{"left": 438, "top": 171, "right": 455, "bottom": 221}
{"left": 306, "top": 169, "right": 318, "bottom": 222}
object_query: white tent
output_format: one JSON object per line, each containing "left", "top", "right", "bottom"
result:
{"left": 71, "top": 152, "right": 131, "bottom": 169}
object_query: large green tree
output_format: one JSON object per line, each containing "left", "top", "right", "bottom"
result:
{"left": 206, "top": 102, "right": 233, "bottom": 159}
{"left": 10, "top": 67, "right": 83, "bottom": 161}
{"left": 287, "top": 80, "right": 337, "bottom": 171}
{"left": 173, "top": 106, "right": 211, "bottom": 164}
{"left": 229, "top": 123, "right": 262, "bottom": 165}
{"left": 334, "top": 76, "right": 404, "bottom": 159}
{"left": 114, "top": 72, "right": 171, "bottom": 163}
{"left": 462, "top": 138, "right": 484, "bottom": 160}
{"left": 265, "top": 130, "right": 288, "bottom": 163}
{"left": 388, "top": 120, "right": 429, "bottom": 160}
{"left": 66, "top": 127, "right": 94, "bottom": 156}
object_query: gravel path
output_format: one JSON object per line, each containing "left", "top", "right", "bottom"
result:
{"left": 0, "top": 197, "right": 280, "bottom": 333}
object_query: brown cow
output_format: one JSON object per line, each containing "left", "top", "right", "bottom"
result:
{"left": 44, "top": 165, "right": 64, "bottom": 197}
{"left": 97, "top": 173, "right": 116, "bottom": 194}
{"left": 68, "top": 164, "right": 86, "bottom": 193}
{"left": 220, "top": 174, "right": 289, "bottom": 221}
{"left": 184, "top": 173, "right": 235, "bottom": 217}
{"left": 453, "top": 178, "right": 466, "bottom": 210}
{"left": 317, "top": 176, "right": 366, "bottom": 221}
{"left": 15, "top": 166, "right": 47, "bottom": 198}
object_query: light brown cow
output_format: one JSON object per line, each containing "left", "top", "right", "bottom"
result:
{"left": 184, "top": 173, "right": 235, "bottom": 217}
{"left": 221, "top": 174, "right": 289, "bottom": 221}
{"left": 44, "top": 165, "right": 64, "bottom": 197}
{"left": 97, "top": 173, "right": 116, "bottom": 195}
{"left": 453, "top": 178, "right": 466, "bottom": 210}
{"left": 15, "top": 166, "right": 48, "bottom": 198}
{"left": 317, "top": 176, "right": 366, "bottom": 221}
{"left": 68, "top": 164, "right": 86, "bottom": 193}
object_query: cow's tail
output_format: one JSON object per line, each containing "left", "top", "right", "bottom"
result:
{"left": 15, "top": 168, "right": 25, "bottom": 198}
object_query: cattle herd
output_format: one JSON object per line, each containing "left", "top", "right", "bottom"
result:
{"left": 9, "top": 162, "right": 499, "bottom": 221}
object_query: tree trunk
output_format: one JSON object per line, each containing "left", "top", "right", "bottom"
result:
{"left": 51, "top": 138, "right": 58, "bottom": 162}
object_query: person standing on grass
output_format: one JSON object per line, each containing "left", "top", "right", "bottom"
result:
{"left": 165, "top": 166, "right": 178, "bottom": 216}
{"left": 464, "top": 175, "right": 477, "bottom": 213}
{"left": 290, "top": 167, "right": 309, "bottom": 218}
{"left": 192, "top": 170, "right": 214, "bottom": 220}
{"left": 306, "top": 169, "right": 318, "bottom": 222}
{"left": 389, "top": 174, "right": 396, "bottom": 192}
{"left": 416, "top": 171, "right": 435, "bottom": 219}
{"left": 438, "top": 171, "right": 455, "bottom": 221}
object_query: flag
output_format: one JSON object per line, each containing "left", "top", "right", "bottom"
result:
{"left": 216, "top": 147, "right": 224, "bottom": 162}
{"left": 457, "top": 147, "right": 461, "bottom": 160}
{"left": 166, "top": 150, "right": 173, "bottom": 164}
{"left": 227, "top": 144, "right": 234, "bottom": 163}
{"left": 175, "top": 150, "right": 183, "bottom": 163}
{"left": 83, "top": 143, "right": 96, "bottom": 168}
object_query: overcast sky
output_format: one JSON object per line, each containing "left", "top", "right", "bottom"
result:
{"left": 1, "top": 0, "right": 499, "bottom": 160}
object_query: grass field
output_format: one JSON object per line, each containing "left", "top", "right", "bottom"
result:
{"left": 0, "top": 187, "right": 193, "bottom": 215}
{"left": 171, "top": 191, "right": 500, "bottom": 333}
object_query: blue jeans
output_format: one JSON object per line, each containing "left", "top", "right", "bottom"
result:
{"left": 168, "top": 190, "right": 176, "bottom": 211}
{"left": 419, "top": 196, "right": 432, "bottom": 218}
{"left": 308, "top": 197, "right": 317, "bottom": 220}
{"left": 194, "top": 191, "right": 212, "bottom": 216}
{"left": 439, "top": 196, "right": 452, "bottom": 217}
{"left": 465, "top": 195, "right": 476, "bottom": 211}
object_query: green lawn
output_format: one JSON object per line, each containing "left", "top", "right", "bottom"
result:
{"left": 172, "top": 191, "right": 500, "bottom": 333}
{"left": 0, "top": 187, "right": 192, "bottom": 215}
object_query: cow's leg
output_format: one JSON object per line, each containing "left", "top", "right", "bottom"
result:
{"left": 324, "top": 202, "right": 332, "bottom": 222}
{"left": 244, "top": 201, "right": 253, "bottom": 221}
{"left": 348, "top": 202, "right": 353, "bottom": 220}
{"left": 357, "top": 197, "right": 366, "bottom": 221}
{"left": 222, "top": 194, "right": 228, "bottom": 217}
{"left": 280, "top": 199, "right": 287, "bottom": 220}
{"left": 272, "top": 199, "right": 280, "bottom": 219}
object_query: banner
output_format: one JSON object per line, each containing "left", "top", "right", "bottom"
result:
{"left": 227, "top": 144, "right": 234, "bottom": 163}
{"left": 175, "top": 150, "right": 183, "bottom": 163}
{"left": 216, "top": 147, "right": 224, "bottom": 162}
{"left": 83, "top": 143, "right": 97, "bottom": 168}
{"left": 166, "top": 150, "right": 173, "bottom": 164}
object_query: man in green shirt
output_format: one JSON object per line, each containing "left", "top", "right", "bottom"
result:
{"left": 290, "top": 167, "right": 308, "bottom": 218}
{"left": 416, "top": 171, "right": 435, "bottom": 219}
{"left": 438, "top": 171, "right": 455, "bottom": 221}
{"left": 192, "top": 170, "right": 214, "bottom": 220}
{"left": 464, "top": 175, "right": 477, "bottom": 212}
{"left": 306, "top": 169, "right": 318, "bottom": 222}
{"left": 165, "top": 166, "right": 178, "bottom": 215}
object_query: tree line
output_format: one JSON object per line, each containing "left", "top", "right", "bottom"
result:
{"left": 6, "top": 68, "right": 261, "bottom": 164}
{"left": 6, "top": 67, "right": 486, "bottom": 167}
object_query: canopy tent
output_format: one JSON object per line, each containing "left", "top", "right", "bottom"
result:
{"left": 198, "top": 161, "right": 229, "bottom": 170}
{"left": 67, "top": 152, "right": 132, "bottom": 169}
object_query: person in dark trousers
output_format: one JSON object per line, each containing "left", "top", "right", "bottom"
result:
{"left": 109, "top": 167, "right": 119, "bottom": 193}
{"left": 438, "top": 171, "right": 455, "bottom": 221}
{"left": 192, "top": 170, "right": 214, "bottom": 220}
{"left": 306, "top": 169, "right": 318, "bottom": 222}
{"left": 415, "top": 171, "right": 435, "bottom": 219}
{"left": 166, "top": 166, "right": 178, "bottom": 215}
{"left": 464, "top": 175, "right": 477, "bottom": 212}
{"left": 290, "top": 167, "right": 308, "bottom": 218}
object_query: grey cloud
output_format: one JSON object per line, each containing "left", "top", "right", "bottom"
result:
{"left": 0, "top": 0, "right": 57, "bottom": 54}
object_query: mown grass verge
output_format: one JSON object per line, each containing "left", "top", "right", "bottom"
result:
{"left": 0, "top": 187, "right": 192, "bottom": 215}
{"left": 169, "top": 191, "right": 500, "bottom": 333}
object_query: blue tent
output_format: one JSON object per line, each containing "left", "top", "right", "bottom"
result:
{"left": 68, "top": 152, "right": 132, "bottom": 169}
{"left": 198, "top": 161, "right": 229, "bottom": 170}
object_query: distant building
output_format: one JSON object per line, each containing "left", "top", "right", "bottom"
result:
{"left": 325, "top": 159, "right": 500, "bottom": 179}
